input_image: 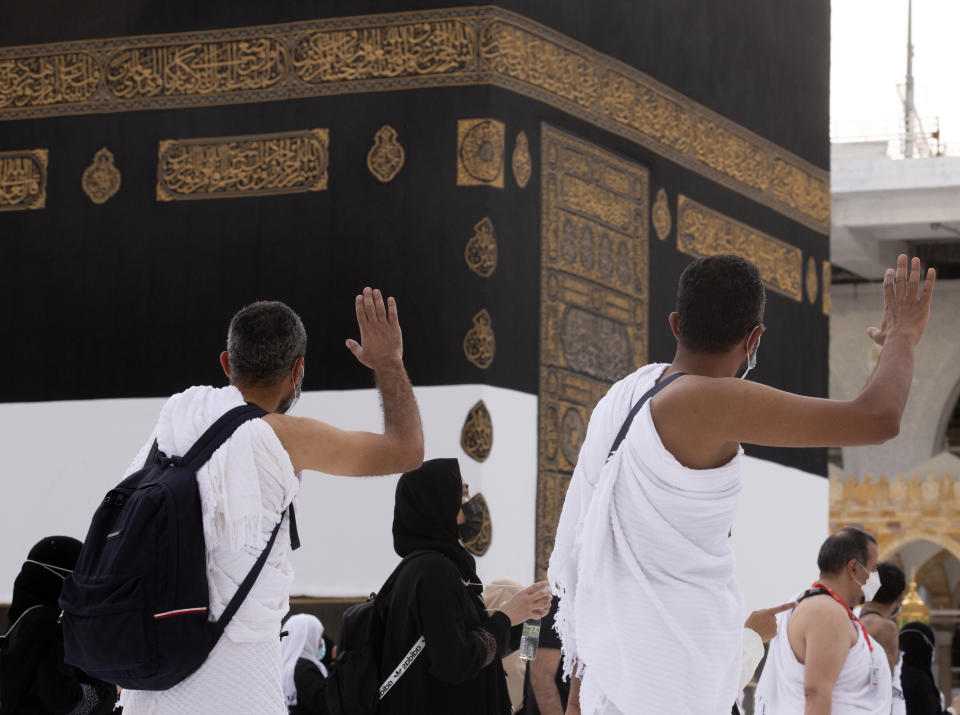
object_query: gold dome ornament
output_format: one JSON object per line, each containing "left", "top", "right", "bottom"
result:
{"left": 898, "top": 571, "right": 930, "bottom": 626}
{"left": 82, "top": 148, "right": 121, "bottom": 204}
{"left": 366, "top": 125, "right": 405, "bottom": 183}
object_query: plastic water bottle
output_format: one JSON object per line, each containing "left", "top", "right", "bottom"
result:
{"left": 518, "top": 618, "right": 541, "bottom": 660}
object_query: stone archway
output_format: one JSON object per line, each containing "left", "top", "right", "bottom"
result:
{"left": 881, "top": 532, "right": 960, "bottom": 566}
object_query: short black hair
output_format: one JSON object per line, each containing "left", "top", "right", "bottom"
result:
{"left": 817, "top": 526, "right": 878, "bottom": 576}
{"left": 226, "top": 301, "right": 307, "bottom": 386}
{"left": 873, "top": 561, "right": 906, "bottom": 605}
{"left": 676, "top": 254, "right": 766, "bottom": 353}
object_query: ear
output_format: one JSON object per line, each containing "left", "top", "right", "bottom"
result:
{"left": 746, "top": 325, "right": 766, "bottom": 353}
{"left": 219, "top": 351, "right": 231, "bottom": 379}
{"left": 846, "top": 558, "right": 859, "bottom": 581}
{"left": 293, "top": 356, "right": 305, "bottom": 382}
{"left": 668, "top": 312, "right": 680, "bottom": 340}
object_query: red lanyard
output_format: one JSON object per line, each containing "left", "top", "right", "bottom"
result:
{"left": 812, "top": 582, "right": 873, "bottom": 652}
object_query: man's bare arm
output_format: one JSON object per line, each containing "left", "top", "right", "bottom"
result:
{"left": 656, "top": 255, "right": 935, "bottom": 450}
{"left": 799, "top": 603, "right": 854, "bottom": 715}
{"left": 265, "top": 288, "right": 424, "bottom": 476}
{"left": 529, "top": 648, "right": 564, "bottom": 715}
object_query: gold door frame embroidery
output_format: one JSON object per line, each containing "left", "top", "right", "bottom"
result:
{"left": 537, "top": 124, "right": 649, "bottom": 579}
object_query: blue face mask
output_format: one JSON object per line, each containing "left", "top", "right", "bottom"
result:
{"left": 739, "top": 327, "right": 762, "bottom": 380}
{"left": 317, "top": 641, "right": 326, "bottom": 662}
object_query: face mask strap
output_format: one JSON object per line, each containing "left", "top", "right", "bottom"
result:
{"left": 901, "top": 628, "right": 935, "bottom": 650}
{"left": 739, "top": 325, "right": 762, "bottom": 380}
{"left": 25, "top": 559, "right": 73, "bottom": 579}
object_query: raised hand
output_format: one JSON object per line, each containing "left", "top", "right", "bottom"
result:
{"left": 345, "top": 287, "right": 403, "bottom": 370}
{"left": 866, "top": 254, "right": 936, "bottom": 347}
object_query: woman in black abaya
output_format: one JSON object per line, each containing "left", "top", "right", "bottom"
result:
{"left": 899, "top": 621, "right": 960, "bottom": 715}
{"left": 378, "top": 458, "right": 551, "bottom": 715}
{"left": 0, "top": 536, "right": 117, "bottom": 715}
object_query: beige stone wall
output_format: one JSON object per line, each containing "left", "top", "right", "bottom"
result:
{"left": 830, "top": 279, "right": 960, "bottom": 477}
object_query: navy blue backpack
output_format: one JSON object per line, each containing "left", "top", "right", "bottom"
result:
{"left": 59, "top": 403, "right": 300, "bottom": 690}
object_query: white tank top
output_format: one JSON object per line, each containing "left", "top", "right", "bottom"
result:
{"left": 755, "top": 597, "right": 892, "bottom": 715}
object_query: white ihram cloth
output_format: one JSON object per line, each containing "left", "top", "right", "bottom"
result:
{"left": 547, "top": 363, "right": 744, "bottom": 715}
{"left": 280, "top": 613, "right": 327, "bottom": 706}
{"left": 754, "top": 600, "right": 892, "bottom": 714}
{"left": 119, "top": 385, "right": 300, "bottom": 715}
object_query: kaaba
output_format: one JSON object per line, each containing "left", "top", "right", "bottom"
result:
{"left": 0, "top": 1, "right": 830, "bottom": 616}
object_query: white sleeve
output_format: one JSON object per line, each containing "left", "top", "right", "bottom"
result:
{"left": 739, "top": 627, "right": 765, "bottom": 691}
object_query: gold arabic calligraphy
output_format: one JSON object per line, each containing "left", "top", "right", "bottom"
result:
{"left": 294, "top": 21, "right": 476, "bottom": 83}
{"left": 0, "top": 150, "right": 47, "bottom": 211}
{"left": 676, "top": 195, "right": 803, "bottom": 302}
{"left": 157, "top": 130, "right": 328, "bottom": 201}
{"left": 0, "top": 8, "right": 829, "bottom": 233}
{"left": 106, "top": 39, "right": 286, "bottom": 98}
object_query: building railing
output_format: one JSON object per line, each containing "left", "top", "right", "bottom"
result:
{"left": 831, "top": 116, "right": 952, "bottom": 158}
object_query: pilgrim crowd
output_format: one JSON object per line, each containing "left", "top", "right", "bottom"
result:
{"left": 0, "top": 252, "right": 943, "bottom": 714}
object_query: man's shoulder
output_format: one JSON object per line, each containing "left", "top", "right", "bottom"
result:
{"left": 861, "top": 613, "right": 898, "bottom": 640}
{"left": 793, "top": 593, "right": 852, "bottom": 625}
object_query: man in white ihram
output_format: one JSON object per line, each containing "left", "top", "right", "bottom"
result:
{"left": 755, "top": 526, "right": 893, "bottom": 714}
{"left": 120, "top": 290, "right": 423, "bottom": 714}
{"left": 548, "top": 254, "right": 935, "bottom": 715}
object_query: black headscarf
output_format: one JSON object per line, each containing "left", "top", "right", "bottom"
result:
{"left": 9, "top": 536, "right": 82, "bottom": 622}
{"left": 393, "top": 458, "right": 481, "bottom": 594}
{"left": 900, "top": 621, "right": 936, "bottom": 669}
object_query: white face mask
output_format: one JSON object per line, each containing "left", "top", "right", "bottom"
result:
{"left": 25, "top": 559, "right": 73, "bottom": 580}
{"left": 857, "top": 562, "right": 881, "bottom": 602}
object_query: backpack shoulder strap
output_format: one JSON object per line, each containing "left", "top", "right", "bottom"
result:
{"left": 180, "top": 403, "right": 269, "bottom": 470}
{"left": 607, "top": 372, "right": 686, "bottom": 461}
{"left": 212, "top": 509, "right": 286, "bottom": 639}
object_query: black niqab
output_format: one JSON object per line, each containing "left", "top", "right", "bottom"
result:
{"left": 900, "top": 621, "right": 935, "bottom": 669}
{"left": 9, "top": 536, "right": 82, "bottom": 623}
{"left": 393, "top": 458, "right": 480, "bottom": 594}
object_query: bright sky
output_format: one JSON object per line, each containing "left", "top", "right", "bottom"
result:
{"left": 831, "top": 0, "right": 960, "bottom": 152}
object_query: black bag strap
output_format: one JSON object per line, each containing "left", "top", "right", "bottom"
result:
{"left": 606, "top": 372, "right": 686, "bottom": 461}
{"left": 213, "top": 509, "right": 286, "bottom": 639}
{"left": 180, "top": 403, "right": 269, "bottom": 470}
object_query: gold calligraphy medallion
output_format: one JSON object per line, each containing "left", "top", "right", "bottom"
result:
{"left": 460, "top": 400, "right": 493, "bottom": 462}
{"left": 82, "top": 148, "right": 121, "bottom": 204}
{"left": 512, "top": 131, "right": 531, "bottom": 188}
{"left": 0, "top": 149, "right": 48, "bottom": 211}
{"left": 457, "top": 119, "right": 505, "bottom": 188}
{"left": 461, "top": 493, "right": 492, "bottom": 556}
{"left": 652, "top": 188, "right": 671, "bottom": 241}
{"left": 464, "top": 217, "right": 497, "bottom": 277}
{"left": 366, "top": 125, "right": 404, "bottom": 183}
{"left": 463, "top": 309, "right": 495, "bottom": 369}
